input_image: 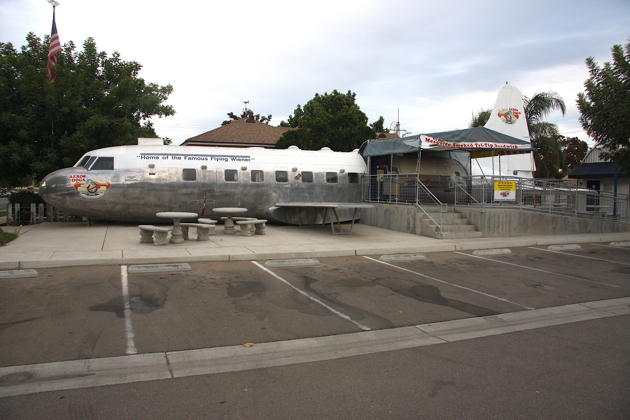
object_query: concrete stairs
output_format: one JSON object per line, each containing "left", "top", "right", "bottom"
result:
{"left": 417, "top": 209, "right": 483, "bottom": 240}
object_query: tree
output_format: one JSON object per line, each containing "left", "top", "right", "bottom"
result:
{"left": 221, "top": 107, "right": 272, "bottom": 126}
{"left": 469, "top": 108, "right": 491, "bottom": 127}
{"left": 532, "top": 135, "right": 564, "bottom": 178}
{"left": 0, "top": 34, "right": 175, "bottom": 185}
{"left": 577, "top": 40, "right": 630, "bottom": 173}
{"left": 276, "top": 90, "right": 379, "bottom": 151}
{"left": 369, "top": 116, "right": 388, "bottom": 133}
{"left": 560, "top": 136, "right": 588, "bottom": 173}
{"left": 524, "top": 91, "right": 566, "bottom": 140}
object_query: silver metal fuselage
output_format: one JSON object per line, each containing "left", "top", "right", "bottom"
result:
{"left": 39, "top": 145, "right": 366, "bottom": 223}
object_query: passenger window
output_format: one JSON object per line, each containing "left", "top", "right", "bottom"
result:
{"left": 301, "top": 171, "right": 313, "bottom": 183}
{"left": 225, "top": 169, "right": 238, "bottom": 181}
{"left": 348, "top": 172, "right": 359, "bottom": 183}
{"left": 276, "top": 171, "right": 288, "bottom": 182}
{"left": 251, "top": 170, "right": 264, "bottom": 182}
{"left": 183, "top": 168, "right": 197, "bottom": 181}
{"left": 90, "top": 157, "right": 114, "bottom": 170}
{"left": 326, "top": 172, "right": 338, "bottom": 183}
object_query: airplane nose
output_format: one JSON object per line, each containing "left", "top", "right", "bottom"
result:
{"left": 38, "top": 168, "right": 74, "bottom": 206}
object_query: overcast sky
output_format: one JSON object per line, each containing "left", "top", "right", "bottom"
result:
{"left": 1, "top": 0, "right": 629, "bottom": 146}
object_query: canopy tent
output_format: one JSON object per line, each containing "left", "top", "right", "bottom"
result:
{"left": 361, "top": 127, "right": 535, "bottom": 158}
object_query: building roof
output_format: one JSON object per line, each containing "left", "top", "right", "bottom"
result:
{"left": 181, "top": 118, "right": 295, "bottom": 148}
{"left": 568, "top": 162, "right": 626, "bottom": 179}
{"left": 374, "top": 132, "right": 400, "bottom": 141}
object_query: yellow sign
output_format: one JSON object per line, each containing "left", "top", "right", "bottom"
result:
{"left": 494, "top": 181, "right": 516, "bottom": 201}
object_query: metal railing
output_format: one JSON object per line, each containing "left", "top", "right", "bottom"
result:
{"left": 453, "top": 176, "right": 630, "bottom": 222}
{"left": 361, "top": 174, "right": 447, "bottom": 232}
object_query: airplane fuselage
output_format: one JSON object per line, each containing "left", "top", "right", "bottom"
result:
{"left": 39, "top": 145, "right": 367, "bottom": 223}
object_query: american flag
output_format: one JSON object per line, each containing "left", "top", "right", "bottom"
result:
{"left": 46, "top": 8, "right": 62, "bottom": 83}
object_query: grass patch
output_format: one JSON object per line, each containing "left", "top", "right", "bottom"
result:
{"left": 0, "top": 210, "right": 6, "bottom": 217}
{"left": 0, "top": 231, "right": 18, "bottom": 246}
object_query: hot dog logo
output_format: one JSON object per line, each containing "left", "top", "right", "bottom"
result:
{"left": 69, "top": 174, "right": 110, "bottom": 197}
{"left": 497, "top": 108, "right": 521, "bottom": 125}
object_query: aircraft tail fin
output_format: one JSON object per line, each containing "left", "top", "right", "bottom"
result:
{"left": 475, "top": 84, "right": 535, "bottom": 178}
{"left": 484, "top": 84, "right": 530, "bottom": 142}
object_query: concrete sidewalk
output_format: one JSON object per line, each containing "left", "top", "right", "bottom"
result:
{"left": 1, "top": 221, "right": 630, "bottom": 269}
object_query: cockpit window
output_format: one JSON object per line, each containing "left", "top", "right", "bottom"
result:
{"left": 90, "top": 157, "right": 114, "bottom": 170}
{"left": 75, "top": 156, "right": 92, "bottom": 167}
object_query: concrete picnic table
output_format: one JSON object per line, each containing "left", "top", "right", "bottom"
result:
{"left": 156, "top": 211, "right": 198, "bottom": 243}
{"left": 212, "top": 207, "right": 248, "bottom": 235}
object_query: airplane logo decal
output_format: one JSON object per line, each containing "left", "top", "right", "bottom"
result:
{"left": 497, "top": 108, "right": 521, "bottom": 125}
{"left": 69, "top": 174, "right": 111, "bottom": 197}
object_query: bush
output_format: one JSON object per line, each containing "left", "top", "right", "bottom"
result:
{"left": 9, "top": 191, "right": 45, "bottom": 205}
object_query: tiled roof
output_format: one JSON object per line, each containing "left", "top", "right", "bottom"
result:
{"left": 181, "top": 118, "right": 295, "bottom": 147}
{"left": 374, "top": 132, "right": 400, "bottom": 141}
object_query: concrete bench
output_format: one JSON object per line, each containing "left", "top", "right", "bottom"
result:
{"left": 138, "top": 225, "right": 172, "bottom": 246}
{"left": 221, "top": 216, "right": 256, "bottom": 222}
{"left": 197, "top": 218, "right": 218, "bottom": 224}
{"left": 236, "top": 219, "right": 267, "bottom": 236}
{"left": 180, "top": 223, "right": 215, "bottom": 241}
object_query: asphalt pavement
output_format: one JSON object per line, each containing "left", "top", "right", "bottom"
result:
{"left": 1, "top": 221, "right": 629, "bottom": 419}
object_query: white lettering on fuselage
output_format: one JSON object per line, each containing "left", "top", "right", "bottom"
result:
{"left": 137, "top": 153, "right": 253, "bottom": 163}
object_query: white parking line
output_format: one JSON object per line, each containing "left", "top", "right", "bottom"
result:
{"left": 456, "top": 251, "right": 625, "bottom": 289}
{"left": 363, "top": 256, "right": 534, "bottom": 310}
{"left": 251, "top": 261, "right": 371, "bottom": 331}
{"left": 529, "top": 246, "right": 630, "bottom": 267}
{"left": 120, "top": 265, "right": 137, "bottom": 355}
{"left": 3, "top": 297, "right": 626, "bottom": 398}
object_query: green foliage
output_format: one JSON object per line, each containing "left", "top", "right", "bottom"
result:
{"left": 524, "top": 92, "right": 566, "bottom": 140}
{"left": 369, "top": 116, "right": 387, "bottom": 133}
{"left": 577, "top": 40, "right": 630, "bottom": 172}
{"left": 8, "top": 190, "right": 45, "bottom": 205}
{"left": 222, "top": 108, "right": 272, "bottom": 126}
{"left": 469, "top": 108, "right": 491, "bottom": 127}
{"left": 0, "top": 230, "right": 19, "bottom": 246}
{"left": 276, "top": 90, "right": 378, "bottom": 152}
{"left": 532, "top": 135, "right": 564, "bottom": 178}
{"left": 560, "top": 136, "right": 588, "bottom": 173}
{"left": 0, "top": 34, "right": 175, "bottom": 185}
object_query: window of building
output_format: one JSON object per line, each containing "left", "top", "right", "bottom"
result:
{"left": 251, "top": 170, "right": 264, "bottom": 182}
{"left": 90, "top": 157, "right": 114, "bottom": 170}
{"left": 225, "top": 169, "right": 238, "bottom": 181}
{"left": 326, "top": 172, "right": 338, "bottom": 183}
{"left": 348, "top": 172, "right": 359, "bottom": 183}
{"left": 182, "top": 168, "right": 197, "bottom": 181}
{"left": 301, "top": 171, "right": 313, "bottom": 183}
{"left": 276, "top": 171, "right": 288, "bottom": 182}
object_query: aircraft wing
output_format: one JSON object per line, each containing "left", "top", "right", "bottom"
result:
{"left": 271, "top": 202, "right": 374, "bottom": 234}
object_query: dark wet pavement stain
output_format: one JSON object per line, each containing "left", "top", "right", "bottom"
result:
{"left": 89, "top": 276, "right": 169, "bottom": 317}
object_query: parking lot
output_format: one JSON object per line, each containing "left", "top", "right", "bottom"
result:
{"left": 1, "top": 242, "right": 629, "bottom": 419}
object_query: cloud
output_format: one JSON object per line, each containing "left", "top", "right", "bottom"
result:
{"left": 2, "top": 0, "right": 629, "bottom": 145}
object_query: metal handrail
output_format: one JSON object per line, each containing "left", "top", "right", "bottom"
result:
{"left": 415, "top": 178, "right": 447, "bottom": 233}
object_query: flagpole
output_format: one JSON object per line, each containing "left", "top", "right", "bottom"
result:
{"left": 46, "top": 1, "right": 61, "bottom": 83}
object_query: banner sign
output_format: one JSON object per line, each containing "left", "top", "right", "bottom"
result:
{"left": 421, "top": 135, "right": 530, "bottom": 150}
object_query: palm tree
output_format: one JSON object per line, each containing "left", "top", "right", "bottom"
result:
{"left": 524, "top": 92, "right": 566, "bottom": 178}
{"left": 523, "top": 91, "right": 566, "bottom": 139}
